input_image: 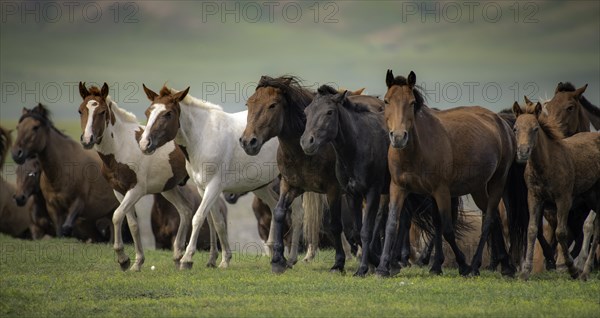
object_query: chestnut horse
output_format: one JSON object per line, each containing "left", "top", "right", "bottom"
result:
{"left": 11, "top": 104, "right": 118, "bottom": 242}
{"left": 379, "top": 70, "right": 518, "bottom": 277}
{"left": 513, "top": 102, "right": 600, "bottom": 281}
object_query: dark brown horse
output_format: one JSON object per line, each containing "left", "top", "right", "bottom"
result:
{"left": 11, "top": 105, "right": 118, "bottom": 242}
{"left": 379, "top": 70, "right": 518, "bottom": 277}
{"left": 544, "top": 82, "right": 599, "bottom": 136}
{"left": 513, "top": 102, "right": 600, "bottom": 281}
{"left": 240, "top": 75, "right": 351, "bottom": 273}
{"left": 13, "top": 157, "right": 54, "bottom": 238}
{"left": 0, "top": 126, "right": 37, "bottom": 239}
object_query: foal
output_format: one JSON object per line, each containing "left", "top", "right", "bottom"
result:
{"left": 513, "top": 102, "right": 600, "bottom": 281}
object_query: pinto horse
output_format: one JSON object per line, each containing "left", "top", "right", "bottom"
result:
{"left": 139, "top": 85, "right": 304, "bottom": 270}
{"left": 379, "top": 70, "right": 518, "bottom": 277}
{"left": 513, "top": 102, "right": 600, "bottom": 281}
{"left": 11, "top": 104, "right": 118, "bottom": 242}
{"left": 78, "top": 82, "right": 227, "bottom": 271}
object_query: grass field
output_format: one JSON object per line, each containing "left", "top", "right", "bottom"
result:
{"left": 1, "top": 235, "right": 598, "bottom": 317}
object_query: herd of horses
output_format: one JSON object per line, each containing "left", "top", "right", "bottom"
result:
{"left": 0, "top": 70, "right": 599, "bottom": 281}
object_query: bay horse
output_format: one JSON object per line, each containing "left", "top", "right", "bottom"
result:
{"left": 11, "top": 104, "right": 118, "bottom": 242}
{"left": 78, "top": 82, "right": 226, "bottom": 271}
{"left": 14, "top": 157, "right": 54, "bottom": 238}
{"left": 513, "top": 101, "right": 600, "bottom": 281}
{"left": 0, "top": 126, "right": 37, "bottom": 239}
{"left": 379, "top": 70, "right": 518, "bottom": 277}
{"left": 240, "top": 75, "right": 357, "bottom": 273}
{"left": 140, "top": 85, "right": 304, "bottom": 270}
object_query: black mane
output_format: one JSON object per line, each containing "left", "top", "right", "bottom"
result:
{"left": 316, "top": 85, "right": 372, "bottom": 113}
{"left": 257, "top": 75, "right": 314, "bottom": 136}
{"left": 18, "top": 103, "right": 67, "bottom": 137}
{"left": 389, "top": 76, "right": 426, "bottom": 112}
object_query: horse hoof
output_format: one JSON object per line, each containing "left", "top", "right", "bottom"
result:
{"left": 218, "top": 262, "right": 229, "bottom": 269}
{"left": 129, "top": 264, "right": 142, "bottom": 272}
{"left": 329, "top": 267, "right": 345, "bottom": 275}
{"left": 390, "top": 266, "right": 401, "bottom": 277}
{"left": 399, "top": 261, "right": 410, "bottom": 268}
{"left": 429, "top": 267, "right": 443, "bottom": 275}
{"left": 173, "top": 259, "right": 181, "bottom": 269}
{"left": 545, "top": 260, "right": 556, "bottom": 271}
{"left": 353, "top": 269, "right": 368, "bottom": 277}
{"left": 271, "top": 262, "right": 287, "bottom": 274}
{"left": 501, "top": 267, "right": 516, "bottom": 278}
{"left": 119, "top": 258, "right": 131, "bottom": 271}
{"left": 459, "top": 266, "right": 472, "bottom": 277}
{"left": 569, "top": 269, "right": 581, "bottom": 280}
{"left": 180, "top": 262, "right": 193, "bottom": 270}
{"left": 206, "top": 262, "right": 217, "bottom": 268}
{"left": 579, "top": 272, "right": 589, "bottom": 282}
{"left": 375, "top": 269, "right": 390, "bottom": 278}
{"left": 518, "top": 272, "right": 530, "bottom": 281}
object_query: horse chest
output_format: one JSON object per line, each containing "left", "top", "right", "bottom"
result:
{"left": 98, "top": 153, "right": 137, "bottom": 195}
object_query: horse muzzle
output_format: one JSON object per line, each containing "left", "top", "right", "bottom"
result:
{"left": 13, "top": 194, "right": 28, "bottom": 207}
{"left": 389, "top": 130, "right": 409, "bottom": 149}
{"left": 11, "top": 148, "right": 27, "bottom": 164}
{"left": 516, "top": 146, "right": 531, "bottom": 163}
{"left": 80, "top": 134, "right": 96, "bottom": 149}
{"left": 300, "top": 134, "right": 320, "bottom": 155}
{"left": 239, "top": 135, "right": 261, "bottom": 156}
{"left": 139, "top": 136, "right": 157, "bottom": 155}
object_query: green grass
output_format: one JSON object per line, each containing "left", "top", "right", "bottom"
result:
{"left": 0, "top": 235, "right": 598, "bottom": 317}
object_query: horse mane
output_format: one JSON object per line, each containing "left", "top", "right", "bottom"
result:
{"left": 18, "top": 103, "right": 67, "bottom": 138}
{"left": 167, "top": 87, "right": 223, "bottom": 111}
{"left": 389, "top": 76, "right": 426, "bottom": 111}
{"left": 257, "top": 75, "right": 314, "bottom": 134}
{"left": 105, "top": 96, "right": 138, "bottom": 123}
{"left": 535, "top": 115, "right": 565, "bottom": 141}
{"left": 0, "top": 126, "right": 11, "bottom": 169}
{"left": 317, "top": 85, "right": 371, "bottom": 113}
{"left": 580, "top": 95, "right": 600, "bottom": 118}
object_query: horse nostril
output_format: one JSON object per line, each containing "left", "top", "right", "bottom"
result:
{"left": 309, "top": 136, "right": 315, "bottom": 144}
{"left": 17, "top": 150, "right": 23, "bottom": 158}
{"left": 80, "top": 134, "right": 84, "bottom": 142}
{"left": 249, "top": 137, "right": 257, "bottom": 147}
{"left": 403, "top": 131, "right": 408, "bottom": 140}
{"left": 238, "top": 137, "right": 243, "bottom": 145}
{"left": 389, "top": 131, "right": 394, "bottom": 138}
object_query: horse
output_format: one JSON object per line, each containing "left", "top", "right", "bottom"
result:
{"left": 13, "top": 157, "right": 54, "bottom": 238}
{"left": 379, "top": 70, "right": 519, "bottom": 277}
{"left": 0, "top": 126, "right": 37, "bottom": 239}
{"left": 78, "top": 82, "right": 222, "bottom": 271}
{"left": 513, "top": 101, "right": 600, "bottom": 281}
{"left": 152, "top": 183, "right": 227, "bottom": 258}
{"left": 139, "top": 84, "right": 305, "bottom": 270}
{"left": 240, "top": 75, "right": 362, "bottom": 273}
{"left": 11, "top": 104, "right": 119, "bottom": 242}
{"left": 299, "top": 84, "right": 398, "bottom": 276}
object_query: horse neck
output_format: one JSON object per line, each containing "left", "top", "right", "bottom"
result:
{"left": 37, "top": 128, "right": 75, "bottom": 182}
{"left": 97, "top": 105, "right": 139, "bottom": 154}
{"left": 528, "top": 127, "right": 557, "bottom": 173}
{"left": 176, "top": 103, "right": 213, "bottom": 151}
{"left": 331, "top": 107, "right": 358, "bottom": 167}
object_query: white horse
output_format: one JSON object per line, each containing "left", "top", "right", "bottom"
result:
{"left": 139, "top": 85, "right": 304, "bottom": 269}
{"left": 78, "top": 82, "right": 226, "bottom": 271}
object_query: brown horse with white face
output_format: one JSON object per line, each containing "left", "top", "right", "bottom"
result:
{"left": 11, "top": 104, "right": 118, "bottom": 241}
{"left": 379, "top": 70, "right": 518, "bottom": 277}
{"left": 513, "top": 102, "right": 600, "bottom": 281}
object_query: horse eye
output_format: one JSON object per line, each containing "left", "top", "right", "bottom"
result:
{"left": 533, "top": 127, "right": 539, "bottom": 132}
{"left": 28, "top": 172, "right": 36, "bottom": 177}
{"left": 410, "top": 101, "right": 416, "bottom": 107}
{"left": 33, "top": 125, "right": 39, "bottom": 131}
{"left": 99, "top": 110, "right": 106, "bottom": 115}
{"left": 164, "top": 111, "right": 172, "bottom": 118}
{"left": 384, "top": 100, "right": 389, "bottom": 104}
{"left": 326, "top": 110, "right": 333, "bottom": 115}
{"left": 268, "top": 103, "right": 276, "bottom": 109}
{"left": 567, "top": 106, "right": 574, "bottom": 112}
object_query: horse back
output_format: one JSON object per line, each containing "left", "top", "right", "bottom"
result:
{"left": 564, "top": 132, "right": 600, "bottom": 194}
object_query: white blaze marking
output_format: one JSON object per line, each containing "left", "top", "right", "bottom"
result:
{"left": 140, "top": 103, "right": 166, "bottom": 150}
{"left": 83, "top": 100, "right": 99, "bottom": 143}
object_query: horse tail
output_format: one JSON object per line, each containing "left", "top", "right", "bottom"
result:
{"left": 403, "top": 194, "right": 435, "bottom": 239}
{"left": 450, "top": 197, "right": 475, "bottom": 240}
{"left": 503, "top": 161, "right": 529, "bottom": 266}
{"left": 302, "top": 192, "right": 326, "bottom": 250}
{"left": 0, "top": 126, "right": 11, "bottom": 169}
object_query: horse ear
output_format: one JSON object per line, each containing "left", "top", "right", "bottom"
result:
{"left": 575, "top": 84, "right": 588, "bottom": 98}
{"left": 407, "top": 71, "right": 416, "bottom": 88}
{"left": 386, "top": 69, "right": 394, "bottom": 88}
{"left": 555, "top": 82, "right": 563, "bottom": 94}
{"left": 22, "top": 107, "right": 29, "bottom": 115}
{"left": 353, "top": 88, "right": 365, "bottom": 96}
{"left": 524, "top": 95, "right": 532, "bottom": 105}
{"left": 335, "top": 90, "right": 349, "bottom": 104}
{"left": 101, "top": 82, "right": 109, "bottom": 99}
{"left": 173, "top": 87, "right": 190, "bottom": 102}
{"left": 512, "top": 101, "right": 523, "bottom": 117}
{"left": 143, "top": 84, "right": 158, "bottom": 101}
{"left": 534, "top": 102, "right": 543, "bottom": 117}
{"left": 79, "top": 82, "right": 90, "bottom": 99}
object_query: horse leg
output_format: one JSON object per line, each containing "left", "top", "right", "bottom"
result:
{"left": 427, "top": 190, "right": 450, "bottom": 275}
{"left": 469, "top": 191, "right": 494, "bottom": 276}
{"left": 519, "top": 191, "right": 544, "bottom": 280}
{"left": 253, "top": 186, "right": 279, "bottom": 258}
{"left": 355, "top": 189, "right": 381, "bottom": 277}
{"left": 537, "top": 215, "right": 556, "bottom": 270}
{"left": 206, "top": 211, "right": 218, "bottom": 268}
{"left": 61, "top": 197, "right": 84, "bottom": 237}
{"left": 160, "top": 188, "right": 193, "bottom": 267}
{"left": 375, "top": 184, "right": 407, "bottom": 277}
{"left": 439, "top": 205, "right": 471, "bottom": 276}
{"left": 581, "top": 209, "right": 599, "bottom": 281}
{"left": 133, "top": 194, "right": 156, "bottom": 250}
{"left": 328, "top": 189, "right": 346, "bottom": 273}
{"left": 180, "top": 182, "right": 221, "bottom": 270}
{"left": 112, "top": 189, "right": 144, "bottom": 271}
{"left": 368, "top": 195, "right": 388, "bottom": 265}
{"left": 271, "top": 179, "right": 303, "bottom": 274}
{"left": 209, "top": 203, "right": 231, "bottom": 268}
{"left": 576, "top": 211, "right": 596, "bottom": 270}
{"left": 416, "top": 235, "right": 434, "bottom": 266}
{"left": 286, "top": 197, "right": 304, "bottom": 267}
{"left": 555, "top": 197, "right": 580, "bottom": 279}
